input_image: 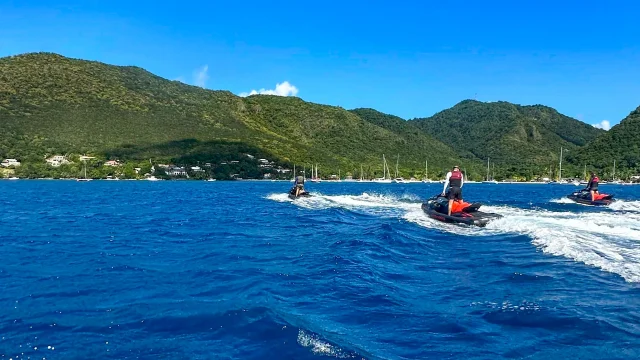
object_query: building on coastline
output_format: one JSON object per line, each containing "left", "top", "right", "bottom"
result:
{"left": 1, "top": 159, "right": 20, "bottom": 167}
{"left": 46, "top": 155, "right": 70, "bottom": 167}
{"left": 104, "top": 160, "right": 122, "bottom": 167}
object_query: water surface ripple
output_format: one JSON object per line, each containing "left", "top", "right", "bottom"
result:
{"left": 1, "top": 181, "right": 639, "bottom": 359}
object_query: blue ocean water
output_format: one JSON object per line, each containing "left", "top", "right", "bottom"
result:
{"left": 1, "top": 180, "right": 640, "bottom": 359}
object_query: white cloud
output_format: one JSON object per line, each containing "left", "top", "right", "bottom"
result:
{"left": 239, "top": 81, "right": 299, "bottom": 97}
{"left": 593, "top": 120, "right": 611, "bottom": 131}
{"left": 194, "top": 65, "right": 209, "bottom": 88}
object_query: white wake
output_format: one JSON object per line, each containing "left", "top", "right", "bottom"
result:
{"left": 551, "top": 197, "right": 640, "bottom": 212}
{"left": 550, "top": 197, "right": 575, "bottom": 204}
{"left": 266, "top": 192, "right": 421, "bottom": 217}
{"left": 268, "top": 192, "right": 640, "bottom": 283}
{"left": 609, "top": 200, "right": 640, "bottom": 213}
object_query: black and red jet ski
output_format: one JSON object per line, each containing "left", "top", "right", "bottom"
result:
{"left": 288, "top": 186, "right": 312, "bottom": 200}
{"left": 566, "top": 189, "right": 614, "bottom": 206}
{"left": 421, "top": 194, "right": 502, "bottom": 227}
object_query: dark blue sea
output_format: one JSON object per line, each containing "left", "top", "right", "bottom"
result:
{"left": 1, "top": 180, "right": 640, "bottom": 359}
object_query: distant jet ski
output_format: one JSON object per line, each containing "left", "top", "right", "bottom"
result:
{"left": 288, "top": 187, "right": 312, "bottom": 200}
{"left": 421, "top": 194, "right": 502, "bottom": 227}
{"left": 566, "top": 190, "right": 614, "bottom": 206}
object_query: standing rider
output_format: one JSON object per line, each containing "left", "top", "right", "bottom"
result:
{"left": 441, "top": 165, "right": 464, "bottom": 215}
{"left": 294, "top": 175, "right": 305, "bottom": 197}
{"left": 586, "top": 171, "right": 599, "bottom": 201}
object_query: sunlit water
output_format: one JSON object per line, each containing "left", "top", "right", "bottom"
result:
{"left": 1, "top": 180, "right": 639, "bottom": 359}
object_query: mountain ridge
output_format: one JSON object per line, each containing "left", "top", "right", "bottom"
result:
{"left": 0, "top": 52, "right": 636, "bottom": 180}
{"left": 0, "top": 52, "right": 474, "bottom": 179}
{"left": 567, "top": 105, "right": 640, "bottom": 178}
{"left": 408, "top": 99, "right": 604, "bottom": 168}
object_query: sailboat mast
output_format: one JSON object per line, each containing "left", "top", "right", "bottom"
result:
{"left": 395, "top": 154, "right": 399, "bottom": 178}
{"left": 559, "top": 147, "right": 563, "bottom": 181}
{"left": 382, "top": 154, "right": 386, "bottom": 179}
{"left": 613, "top": 160, "right": 616, "bottom": 180}
{"left": 486, "top": 158, "right": 490, "bottom": 181}
{"left": 425, "top": 160, "right": 428, "bottom": 180}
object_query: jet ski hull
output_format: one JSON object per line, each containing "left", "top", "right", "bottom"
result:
{"left": 288, "top": 188, "right": 312, "bottom": 200}
{"left": 566, "top": 191, "right": 614, "bottom": 206}
{"left": 421, "top": 196, "right": 502, "bottom": 227}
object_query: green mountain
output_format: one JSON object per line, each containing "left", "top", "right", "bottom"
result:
{"left": 567, "top": 106, "right": 640, "bottom": 178}
{"left": 0, "top": 52, "right": 467, "bottom": 179}
{"left": 2, "top": 52, "right": 628, "bottom": 181}
{"left": 348, "top": 108, "right": 464, "bottom": 176}
{"left": 410, "top": 100, "right": 604, "bottom": 172}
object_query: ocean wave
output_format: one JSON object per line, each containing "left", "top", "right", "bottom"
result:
{"left": 4, "top": 181, "right": 639, "bottom": 359}
{"left": 269, "top": 191, "right": 640, "bottom": 283}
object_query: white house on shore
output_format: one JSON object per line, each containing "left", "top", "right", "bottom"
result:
{"left": 46, "top": 155, "right": 70, "bottom": 167}
{"left": 104, "top": 160, "right": 122, "bottom": 167}
{"left": 1, "top": 159, "right": 20, "bottom": 167}
{"left": 167, "top": 166, "right": 187, "bottom": 176}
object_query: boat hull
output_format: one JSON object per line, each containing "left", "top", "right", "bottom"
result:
{"left": 288, "top": 189, "right": 312, "bottom": 200}
{"left": 567, "top": 191, "right": 614, "bottom": 206}
{"left": 421, "top": 196, "right": 502, "bottom": 227}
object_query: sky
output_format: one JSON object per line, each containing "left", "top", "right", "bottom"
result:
{"left": 1, "top": 0, "right": 639, "bottom": 130}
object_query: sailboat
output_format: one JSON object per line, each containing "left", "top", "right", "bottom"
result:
{"left": 556, "top": 147, "right": 568, "bottom": 184}
{"left": 357, "top": 164, "right": 366, "bottom": 182}
{"left": 422, "top": 160, "right": 436, "bottom": 183}
{"left": 482, "top": 158, "right": 498, "bottom": 184}
{"left": 373, "top": 154, "right": 392, "bottom": 183}
{"left": 393, "top": 154, "right": 405, "bottom": 183}
{"left": 77, "top": 160, "right": 92, "bottom": 182}
{"left": 610, "top": 160, "right": 621, "bottom": 184}
{"left": 331, "top": 169, "right": 343, "bottom": 182}
{"left": 579, "top": 165, "right": 588, "bottom": 185}
{"left": 311, "top": 164, "right": 321, "bottom": 182}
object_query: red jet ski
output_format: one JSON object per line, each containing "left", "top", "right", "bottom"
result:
{"left": 421, "top": 194, "right": 502, "bottom": 227}
{"left": 567, "top": 189, "right": 614, "bottom": 206}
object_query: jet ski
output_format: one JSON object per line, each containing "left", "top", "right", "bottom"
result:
{"left": 288, "top": 187, "right": 312, "bottom": 200}
{"left": 421, "top": 194, "right": 502, "bottom": 227}
{"left": 566, "top": 189, "right": 614, "bottom": 206}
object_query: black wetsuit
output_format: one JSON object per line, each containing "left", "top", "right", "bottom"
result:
{"left": 586, "top": 175, "right": 599, "bottom": 192}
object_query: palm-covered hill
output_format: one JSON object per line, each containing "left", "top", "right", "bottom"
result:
{"left": 0, "top": 52, "right": 469, "bottom": 178}
{"left": 1, "top": 52, "right": 635, "bottom": 180}
{"left": 409, "top": 100, "right": 604, "bottom": 169}
{"left": 567, "top": 106, "right": 640, "bottom": 179}
{"left": 348, "top": 108, "right": 463, "bottom": 174}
